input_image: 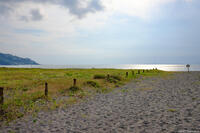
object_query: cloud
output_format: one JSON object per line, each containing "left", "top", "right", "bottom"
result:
{"left": 0, "top": 4, "right": 9, "bottom": 14}
{"left": 0, "top": 2, "right": 13, "bottom": 16}
{"left": 0, "top": 0, "right": 198, "bottom": 65}
{"left": 30, "top": 9, "right": 43, "bottom": 21}
{"left": 20, "top": 9, "right": 43, "bottom": 22}
{"left": 102, "top": 0, "right": 194, "bottom": 19}
{"left": 0, "top": 0, "right": 104, "bottom": 20}
{"left": 61, "top": 0, "right": 104, "bottom": 18}
{"left": 0, "top": 0, "right": 193, "bottom": 21}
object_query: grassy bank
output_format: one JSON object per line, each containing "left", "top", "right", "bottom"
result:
{"left": 0, "top": 68, "right": 167, "bottom": 123}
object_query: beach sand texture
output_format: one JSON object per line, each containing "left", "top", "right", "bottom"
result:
{"left": 0, "top": 72, "right": 200, "bottom": 133}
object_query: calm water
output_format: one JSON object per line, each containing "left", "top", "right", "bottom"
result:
{"left": 0, "top": 64, "right": 200, "bottom": 71}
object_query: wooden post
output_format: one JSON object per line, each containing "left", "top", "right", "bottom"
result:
{"left": 126, "top": 72, "right": 128, "bottom": 77}
{"left": 143, "top": 70, "right": 145, "bottom": 73}
{"left": 107, "top": 74, "right": 110, "bottom": 80}
{"left": 45, "top": 82, "right": 48, "bottom": 97}
{"left": 0, "top": 87, "right": 3, "bottom": 105}
{"left": 73, "top": 79, "right": 77, "bottom": 86}
{"left": 138, "top": 70, "right": 140, "bottom": 74}
{"left": 132, "top": 71, "right": 134, "bottom": 76}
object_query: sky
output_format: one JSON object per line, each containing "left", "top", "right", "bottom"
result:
{"left": 0, "top": 0, "right": 200, "bottom": 65}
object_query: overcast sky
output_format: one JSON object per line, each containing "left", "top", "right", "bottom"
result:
{"left": 0, "top": 0, "right": 200, "bottom": 65}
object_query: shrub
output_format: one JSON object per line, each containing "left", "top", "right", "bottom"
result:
{"left": 115, "top": 82, "right": 124, "bottom": 87}
{"left": 69, "top": 86, "right": 80, "bottom": 92}
{"left": 110, "top": 75, "right": 121, "bottom": 81}
{"left": 93, "top": 74, "right": 106, "bottom": 79}
{"left": 22, "top": 88, "right": 28, "bottom": 92}
{"left": 86, "top": 81, "right": 100, "bottom": 88}
{"left": 64, "top": 73, "right": 73, "bottom": 77}
{"left": 107, "top": 78, "right": 118, "bottom": 83}
{"left": 30, "top": 92, "right": 44, "bottom": 102}
{"left": 107, "top": 75, "right": 122, "bottom": 83}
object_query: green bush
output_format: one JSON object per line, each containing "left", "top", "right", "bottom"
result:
{"left": 86, "top": 81, "right": 100, "bottom": 88}
{"left": 107, "top": 75, "right": 122, "bottom": 83}
{"left": 93, "top": 74, "right": 106, "bottom": 79}
{"left": 69, "top": 86, "right": 80, "bottom": 92}
{"left": 107, "top": 78, "right": 118, "bottom": 83}
{"left": 64, "top": 73, "right": 73, "bottom": 77}
{"left": 22, "top": 88, "right": 28, "bottom": 92}
{"left": 110, "top": 75, "right": 121, "bottom": 81}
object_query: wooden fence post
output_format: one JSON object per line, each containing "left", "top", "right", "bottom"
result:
{"left": 107, "top": 74, "right": 110, "bottom": 80}
{"left": 73, "top": 79, "right": 77, "bottom": 86}
{"left": 45, "top": 82, "right": 48, "bottom": 97}
{"left": 138, "top": 70, "right": 140, "bottom": 74}
{"left": 126, "top": 72, "right": 128, "bottom": 77}
{"left": 0, "top": 87, "right": 3, "bottom": 105}
{"left": 132, "top": 71, "right": 134, "bottom": 76}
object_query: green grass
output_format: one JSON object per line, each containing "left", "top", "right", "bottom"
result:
{"left": 0, "top": 68, "right": 168, "bottom": 123}
{"left": 85, "top": 81, "right": 100, "bottom": 88}
{"left": 168, "top": 109, "right": 177, "bottom": 112}
{"left": 93, "top": 74, "right": 106, "bottom": 79}
{"left": 69, "top": 86, "right": 81, "bottom": 92}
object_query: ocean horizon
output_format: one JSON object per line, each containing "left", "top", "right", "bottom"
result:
{"left": 0, "top": 64, "right": 200, "bottom": 71}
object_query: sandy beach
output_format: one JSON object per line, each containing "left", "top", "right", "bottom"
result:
{"left": 0, "top": 72, "right": 200, "bottom": 133}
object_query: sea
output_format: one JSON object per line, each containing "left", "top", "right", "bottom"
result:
{"left": 0, "top": 64, "right": 200, "bottom": 71}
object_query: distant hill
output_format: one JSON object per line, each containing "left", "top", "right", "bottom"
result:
{"left": 0, "top": 53, "right": 39, "bottom": 65}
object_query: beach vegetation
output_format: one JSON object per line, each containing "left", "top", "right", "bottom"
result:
{"left": 168, "top": 109, "right": 176, "bottom": 112}
{"left": 0, "top": 68, "right": 167, "bottom": 123}
{"left": 69, "top": 86, "right": 81, "bottom": 92}
{"left": 93, "top": 74, "right": 106, "bottom": 79}
{"left": 110, "top": 75, "right": 122, "bottom": 81}
{"left": 85, "top": 81, "right": 100, "bottom": 88}
{"left": 96, "top": 87, "right": 112, "bottom": 93}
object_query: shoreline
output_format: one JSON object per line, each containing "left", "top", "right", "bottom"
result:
{"left": 1, "top": 64, "right": 199, "bottom": 71}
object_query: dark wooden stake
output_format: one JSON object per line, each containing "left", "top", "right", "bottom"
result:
{"left": 143, "top": 70, "right": 145, "bottom": 73}
{"left": 132, "top": 71, "right": 134, "bottom": 76}
{"left": 126, "top": 72, "right": 128, "bottom": 77}
{"left": 45, "top": 82, "right": 48, "bottom": 97}
{"left": 73, "top": 79, "right": 77, "bottom": 86}
{"left": 107, "top": 74, "right": 110, "bottom": 80}
{"left": 138, "top": 70, "right": 140, "bottom": 74}
{"left": 0, "top": 87, "right": 3, "bottom": 105}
